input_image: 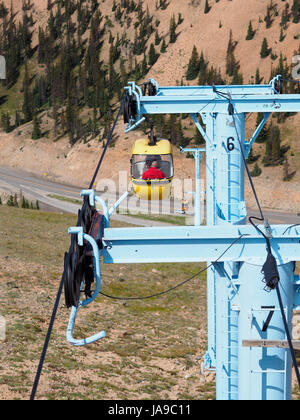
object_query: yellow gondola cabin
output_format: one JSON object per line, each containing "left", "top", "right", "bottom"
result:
{"left": 131, "top": 138, "right": 174, "bottom": 200}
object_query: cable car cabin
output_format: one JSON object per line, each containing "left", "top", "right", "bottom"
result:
{"left": 131, "top": 138, "right": 173, "bottom": 200}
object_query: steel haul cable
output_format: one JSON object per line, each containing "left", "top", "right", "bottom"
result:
{"left": 29, "top": 97, "right": 125, "bottom": 401}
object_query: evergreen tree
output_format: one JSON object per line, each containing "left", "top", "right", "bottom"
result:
{"left": 65, "top": 77, "right": 78, "bottom": 145}
{"left": 204, "top": 0, "right": 210, "bottom": 14}
{"left": 198, "top": 51, "right": 207, "bottom": 85}
{"left": 22, "top": 196, "right": 29, "bottom": 208}
{"left": 226, "top": 30, "right": 239, "bottom": 76}
{"left": 279, "top": 27, "right": 285, "bottom": 42}
{"left": 292, "top": 0, "right": 300, "bottom": 23}
{"left": 108, "top": 61, "right": 121, "bottom": 99}
{"left": 263, "top": 125, "right": 283, "bottom": 166}
{"left": 141, "top": 53, "right": 147, "bottom": 75}
{"left": 15, "top": 110, "right": 21, "bottom": 127}
{"left": 194, "top": 125, "right": 205, "bottom": 145}
{"left": 20, "top": 7, "right": 33, "bottom": 58}
{"left": 6, "top": 194, "right": 15, "bottom": 206}
{"left": 255, "top": 113, "right": 270, "bottom": 143}
{"left": 159, "top": 0, "right": 168, "bottom": 10}
{"left": 38, "top": 27, "right": 46, "bottom": 63}
{"left": 205, "top": 65, "right": 225, "bottom": 85}
{"left": 52, "top": 97, "right": 59, "bottom": 138}
{"left": 22, "top": 61, "right": 32, "bottom": 122}
{"left": 166, "top": 115, "right": 184, "bottom": 147}
{"left": 1, "top": 112, "right": 11, "bottom": 132}
{"left": 154, "top": 30, "right": 160, "bottom": 45}
{"left": 280, "top": 3, "right": 290, "bottom": 29}
{"left": 148, "top": 43, "right": 158, "bottom": 66}
{"left": 186, "top": 45, "right": 199, "bottom": 80}
{"left": 246, "top": 20, "right": 255, "bottom": 40}
{"left": 177, "top": 12, "right": 183, "bottom": 25}
{"left": 13, "top": 193, "right": 18, "bottom": 207}
{"left": 274, "top": 53, "right": 290, "bottom": 82}
{"left": 169, "top": 14, "right": 176, "bottom": 43}
{"left": 232, "top": 68, "right": 243, "bottom": 84}
{"left": 160, "top": 38, "right": 166, "bottom": 53}
{"left": 31, "top": 113, "right": 42, "bottom": 139}
{"left": 255, "top": 68, "right": 261, "bottom": 84}
{"left": 265, "top": 3, "right": 273, "bottom": 28}
{"left": 260, "top": 37, "right": 270, "bottom": 58}
{"left": 270, "top": 125, "right": 282, "bottom": 162}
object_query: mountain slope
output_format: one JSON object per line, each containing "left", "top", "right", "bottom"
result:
{"left": 1, "top": 0, "right": 300, "bottom": 212}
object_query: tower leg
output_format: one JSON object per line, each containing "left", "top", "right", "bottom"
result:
{"left": 215, "top": 262, "right": 239, "bottom": 400}
{"left": 237, "top": 261, "right": 294, "bottom": 400}
{"left": 204, "top": 112, "right": 246, "bottom": 399}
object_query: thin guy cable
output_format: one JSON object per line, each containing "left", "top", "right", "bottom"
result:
{"left": 282, "top": 224, "right": 300, "bottom": 236}
{"left": 99, "top": 234, "right": 248, "bottom": 301}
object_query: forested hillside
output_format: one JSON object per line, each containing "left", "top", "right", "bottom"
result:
{"left": 1, "top": 0, "right": 300, "bottom": 191}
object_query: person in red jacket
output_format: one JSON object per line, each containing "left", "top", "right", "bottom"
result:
{"left": 142, "top": 160, "right": 166, "bottom": 180}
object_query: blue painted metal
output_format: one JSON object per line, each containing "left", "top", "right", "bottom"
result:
{"left": 109, "top": 191, "right": 130, "bottom": 216}
{"left": 123, "top": 76, "right": 300, "bottom": 134}
{"left": 67, "top": 76, "right": 300, "bottom": 400}
{"left": 67, "top": 227, "right": 106, "bottom": 346}
{"left": 124, "top": 83, "right": 146, "bottom": 133}
{"left": 203, "top": 111, "right": 247, "bottom": 397}
{"left": 125, "top": 116, "right": 146, "bottom": 133}
{"left": 180, "top": 147, "right": 205, "bottom": 226}
{"left": 119, "top": 77, "right": 300, "bottom": 400}
{"left": 149, "top": 77, "right": 281, "bottom": 96}
{"left": 102, "top": 225, "right": 300, "bottom": 264}
{"left": 125, "top": 96, "right": 300, "bottom": 133}
{"left": 236, "top": 262, "right": 294, "bottom": 400}
{"left": 294, "top": 275, "right": 300, "bottom": 310}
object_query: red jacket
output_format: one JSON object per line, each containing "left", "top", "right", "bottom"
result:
{"left": 142, "top": 167, "right": 166, "bottom": 180}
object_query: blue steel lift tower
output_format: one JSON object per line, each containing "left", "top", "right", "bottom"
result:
{"left": 67, "top": 76, "right": 300, "bottom": 400}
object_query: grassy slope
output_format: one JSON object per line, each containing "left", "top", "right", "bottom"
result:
{"left": 0, "top": 204, "right": 299, "bottom": 400}
{"left": 0, "top": 205, "right": 214, "bottom": 400}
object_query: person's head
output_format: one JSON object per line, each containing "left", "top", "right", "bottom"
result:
{"left": 151, "top": 160, "right": 158, "bottom": 168}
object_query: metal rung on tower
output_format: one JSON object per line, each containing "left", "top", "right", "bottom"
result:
{"left": 242, "top": 340, "right": 300, "bottom": 349}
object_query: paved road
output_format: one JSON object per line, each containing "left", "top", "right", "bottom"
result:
{"left": 0, "top": 165, "right": 176, "bottom": 226}
{"left": 0, "top": 164, "right": 300, "bottom": 226}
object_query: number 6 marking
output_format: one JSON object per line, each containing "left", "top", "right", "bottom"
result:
{"left": 227, "top": 137, "right": 235, "bottom": 152}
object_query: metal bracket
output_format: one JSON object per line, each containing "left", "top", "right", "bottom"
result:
{"left": 66, "top": 227, "right": 106, "bottom": 346}
{"left": 294, "top": 275, "right": 300, "bottom": 310}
